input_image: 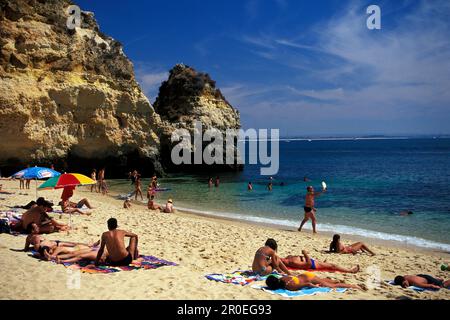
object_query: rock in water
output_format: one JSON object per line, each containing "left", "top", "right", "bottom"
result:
{"left": 154, "top": 64, "right": 242, "bottom": 172}
{"left": 0, "top": 1, "right": 241, "bottom": 176}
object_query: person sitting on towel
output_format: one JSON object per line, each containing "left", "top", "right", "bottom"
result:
{"left": 393, "top": 274, "right": 450, "bottom": 290}
{"left": 95, "top": 218, "right": 139, "bottom": 267}
{"left": 281, "top": 250, "right": 360, "bottom": 273}
{"left": 252, "top": 238, "right": 291, "bottom": 276}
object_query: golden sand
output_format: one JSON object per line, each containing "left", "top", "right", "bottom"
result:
{"left": 0, "top": 179, "right": 449, "bottom": 300}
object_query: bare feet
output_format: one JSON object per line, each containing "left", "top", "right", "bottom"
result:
{"left": 351, "top": 265, "right": 360, "bottom": 273}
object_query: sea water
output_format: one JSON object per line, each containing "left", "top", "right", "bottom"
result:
{"left": 108, "top": 138, "right": 450, "bottom": 252}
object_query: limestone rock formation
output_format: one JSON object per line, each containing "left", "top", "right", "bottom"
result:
{"left": 0, "top": 0, "right": 162, "bottom": 175}
{"left": 0, "top": 1, "right": 241, "bottom": 176}
{"left": 154, "top": 64, "right": 242, "bottom": 172}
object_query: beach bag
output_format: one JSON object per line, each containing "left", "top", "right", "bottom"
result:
{"left": 0, "top": 219, "right": 11, "bottom": 234}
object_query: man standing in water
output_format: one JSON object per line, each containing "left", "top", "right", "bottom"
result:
{"left": 298, "top": 185, "right": 326, "bottom": 233}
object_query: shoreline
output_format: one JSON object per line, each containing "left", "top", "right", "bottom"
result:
{"left": 1, "top": 179, "right": 450, "bottom": 300}
{"left": 116, "top": 190, "right": 450, "bottom": 257}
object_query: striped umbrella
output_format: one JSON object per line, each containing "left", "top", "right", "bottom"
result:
{"left": 38, "top": 173, "right": 95, "bottom": 190}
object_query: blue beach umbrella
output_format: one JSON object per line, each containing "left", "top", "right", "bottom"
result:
{"left": 12, "top": 166, "right": 61, "bottom": 179}
{"left": 12, "top": 166, "right": 61, "bottom": 198}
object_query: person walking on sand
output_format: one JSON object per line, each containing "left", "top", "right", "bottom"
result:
{"left": 95, "top": 218, "right": 139, "bottom": 266}
{"left": 134, "top": 174, "right": 143, "bottom": 201}
{"left": 90, "top": 169, "right": 97, "bottom": 193}
{"left": 298, "top": 185, "right": 326, "bottom": 233}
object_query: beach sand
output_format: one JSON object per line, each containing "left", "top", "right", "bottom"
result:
{"left": 0, "top": 179, "right": 449, "bottom": 300}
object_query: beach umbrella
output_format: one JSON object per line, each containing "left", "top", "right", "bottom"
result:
{"left": 38, "top": 173, "right": 96, "bottom": 228}
{"left": 11, "top": 166, "right": 61, "bottom": 198}
{"left": 38, "top": 173, "right": 95, "bottom": 190}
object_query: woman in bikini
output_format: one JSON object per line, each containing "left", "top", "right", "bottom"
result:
{"left": 252, "top": 239, "right": 291, "bottom": 276}
{"left": 265, "top": 273, "right": 363, "bottom": 291}
{"left": 24, "top": 223, "right": 98, "bottom": 260}
{"left": 281, "top": 250, "right": 360, "bottom": 273}
{"left": 329, "top": 234, "right": 375, "bottom": 256}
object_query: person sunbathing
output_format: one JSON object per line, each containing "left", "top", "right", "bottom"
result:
{"left": 281, "top": 250, "right": 360, "bottom": 273}
{"left": 393, "top": 274, "right": 450, "bottom": 290}
{"left": 266, "top": 274, "right": 364, "bottom": 291}
{"left": 252, "top": 239, "right": 291, "bottom": 276}
{"left": 61, "top": 200, "right": 92, "bottom": 215}
{"left": 148, "top": 195, "right": 161, "bottom": 211}
{"left": 329, "top": 234, "right": 375, "bottom": 256}
{"left": 55, "top": 246, "right": 108, "bottom": 265}
{"left": 24, "top": 223, "right": 97, "bottom": 260}
{"left": 95, "top": 218, "right": 139, "bottom": 266}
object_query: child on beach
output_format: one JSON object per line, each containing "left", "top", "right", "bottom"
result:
{"left": 123, "top": 198, "right": 132, "bottom": 209}
{"left": 265, "top": 274, "right": 364, "bottom": 291}
{"left": 252, "top": 239, "right": 291, "bottom": 276}
{"left": 329, "top": 234, "right": 375, "bottom": 256}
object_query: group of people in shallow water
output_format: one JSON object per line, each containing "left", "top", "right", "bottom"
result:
{"left": 253, "top": 238, "right": 449, "bottom": 292}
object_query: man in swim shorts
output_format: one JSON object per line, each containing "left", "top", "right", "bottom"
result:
{"left": 95, "top": 218, "right": 139, "bottom": 267}
{"left": 394, "top": 274, "right": 450, "bottom": 290}
{"left": 298, "top": 185, "right": 326, "bottom": 233}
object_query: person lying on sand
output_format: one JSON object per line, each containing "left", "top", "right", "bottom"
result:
{"left": 252, "top": 239, "right": 291, "bottom": 276}
{"left": 148, "top": 195, "right": 161, "bottom": 211}
{"left": 265, "top": 274, "right": 364, "bottom": 291}
{"left": 18, "top": 198, "right": 68, "bottom": 234}
{"left": 95, "top": 218, "right": 139, "bottom": 266}
{"left": 60, "top": 199, "right": 92, "bottom": 215}
{"left": 24, "top": 223, "right": 98, "bottom": 260}
{"left": 281, "top": 250, "right": 360, "bottom": 273}
{"left": 55, "top": 246, "right": 108, "bottom": 265}
{"left": 394, "top": 274, "right": 450, "bottom": 290}
{"left": 329, "top": 234, "right": 375, "bottom": 256}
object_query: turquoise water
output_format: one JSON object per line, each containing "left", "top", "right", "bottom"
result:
{"left": 108, "top": 138, "right": 450, "bottom": 252}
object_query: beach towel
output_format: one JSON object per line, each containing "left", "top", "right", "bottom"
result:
{"left": 63, "top": 255, "right": 178, "bottom": 274}
{"left": 205, "top": 270, "right": 281, "bottom": 286}
{"left": 251, "top": 284, "right": 347, "bottom": 298}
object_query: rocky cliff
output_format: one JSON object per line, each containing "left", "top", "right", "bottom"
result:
{"left": 155, "top": 64, "right": 242, "bottom": 172}
{"left": 0, "top": 0, "right": 241, "bottom": 176}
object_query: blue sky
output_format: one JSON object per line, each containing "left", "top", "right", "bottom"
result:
{"left": 76, "top": 0, "right": 450, "bottom": 136}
